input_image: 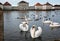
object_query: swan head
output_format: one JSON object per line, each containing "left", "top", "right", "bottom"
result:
{"left": 32, "top": 25, "right": 36, "bottom": 29}
{"left": 22, "top": 22, "right": 27, "bottom": 27}
{"left": 22, "top": 22, "right": 27, "bottom": 24}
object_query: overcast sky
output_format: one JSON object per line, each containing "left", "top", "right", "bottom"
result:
{"left": 0, "top": 0, "right": 60, "bottom": 6}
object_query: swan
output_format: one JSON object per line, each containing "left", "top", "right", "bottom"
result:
{"left": 42, "top": 16, "right": 52, "bottom": 24}
{"left": 30, "top": 25, "right": 42, "bottom": 38}
{"left": 25, "top": 16, "right": 32, "bottom": 23}
{"left": 27, "top": 18, "right": 32, "bottom": 21}
{"left": 43, "top": 20, "right": 52, "bottom": 24}
{"left": 25, "top": 16, "right": 29, "bottom": 24}
{"left": 19, "top": 22, "right": 29, "bottom": 31}
{"left": 34, "top": 14, "right": 39, "bottom": 20}
{"left": 50, "top": 22, "right": 60, "bottom": 27}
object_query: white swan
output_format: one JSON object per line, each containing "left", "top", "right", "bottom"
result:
{"left": 43, "top": 20, "right": 52, "bottom": 24}
{"left": 25, "top": 16, "right": 32, "bottom": 24}
{"left": 50, "top": 22, "right": 60, "bottom": 27}
{"left": 27, "top": 18, "right": 32, "bottom": 21}
{"left": 35, "top": 14, "right": 39, "bottom": 20}
{"left": 19, "top": 22, "right": 29, "bottom": 31}
{"left": 30, "top": 25, "right": 42, "bottom": 38}
{"left": 42, "top": 16, "right": 52, "bottom": 24}
{"left": 25, "top": 16, "right": 29, "bottom": 24}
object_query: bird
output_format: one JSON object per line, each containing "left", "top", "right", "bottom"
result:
{"left": 50, "top": 22, "right": 60, "bottom": 27}
{"left": 34, "top": 14, "right": 39, "bottom": 20}
{"left": 30, "top": 25, "right": 42, "bottom": 38}
{"left": 43, "top": 20, "right": 52, "bottom": 24}
{"left": 19, "top": 22, "right": 29, "bottom": 32}
{"left": 24, "top": 16, "right": 29, "bottom": 24}
{"left": 42, "top": 16, "right": 52, "bottom": 24}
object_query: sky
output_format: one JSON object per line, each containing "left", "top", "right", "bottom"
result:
{"left": 0, "top": 0, "right": 60, "bottom": 6}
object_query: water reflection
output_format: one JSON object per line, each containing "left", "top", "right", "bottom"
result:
{"left": 31, "top": 36, "right": 42, "bottom": 41}
{"left": 17, "top": 11, "right": 29, "bottom": 19}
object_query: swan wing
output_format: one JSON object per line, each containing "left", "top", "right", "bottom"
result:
{"left": 44, "top": 20, "right": 52, "bottom": 23}
{"left": 53, "top": 22, "right": 59, "bottom": 25}
{"left": 30, "top": 28, "right": 35, "bottom": 38}
{"left": 25, "top": 24, "right": 29, "bottom": 31}
{"left": 19, "top": 24, "right": 23, "bottom": 30}
{"left": 22, "top": 24, "right": 29, "bottom": 31}
{"left": 50, "top": 24, "right": 60, "bottom": 27}
{"left": 19, "top": 24, "right": 29, "bottom": 31}
{"left": 35, "top": 27, "right": 42, "bottom": 38}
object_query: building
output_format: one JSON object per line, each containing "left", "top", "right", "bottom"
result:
{"left": 3, "top": 2, "right": 11, "bottom": 6}
{"left": 17, "top": 1, "right": 29, "bottom": 10}
{"left": 0, "top": 2, "right": 3, "bottom": 10}
{"left": 3, "top": 2, "right": 12, "bottom": 10}
{"left": 54, "top": 5, "right": 60, "bottom": 10}
{"left": 29, "top": 6, "right": 35, "bottom": 10}
{"left": 12, "top": 6, "right": 18, "bottom": 10}
{"left": 2, "top": 1, "right": 60, "bottom": 11}
{"left": 34, "top": 3, "right": 43, "bottom": 10}
{"left": 43, "top": 2, "right": 53, "bottom": 10}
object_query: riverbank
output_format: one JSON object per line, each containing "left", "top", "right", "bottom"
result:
{"left": 0, "top": 11, "right": 3, "bottom": 41}
{"left": 3, "top": 9, "right": 56, "bottom": 11}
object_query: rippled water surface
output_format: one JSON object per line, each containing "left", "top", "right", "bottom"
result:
{"left": 4, "top": 10, "right": 60, "bottom": 41}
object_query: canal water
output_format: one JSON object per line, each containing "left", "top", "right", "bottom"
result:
{"left": 4, "top": 10, "right": 60, "bottom": 41}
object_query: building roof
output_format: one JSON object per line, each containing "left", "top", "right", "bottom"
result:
{"left": 44, "top": 2, "right": 52, "bottom": 6}
{"left": 18, "top": 1, "right": 28, "bottom": 4}
{"left": 0, "top": 2, "right": 3, "bottom": 5}
{"left": 54, "top": 5, "right": 60, "bottom": 7}
{"left": 34, "top": 3, "right": 42, "bottom": 6}
{"left": 3, "top": 2, "right": 11, "bottom": 6}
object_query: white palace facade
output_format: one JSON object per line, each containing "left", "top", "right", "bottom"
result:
{"left": 0, "top": 1, "right": 60, "bottom": 10}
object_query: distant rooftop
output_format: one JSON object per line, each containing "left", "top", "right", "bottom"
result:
{"left": 18, "top": 1, "right": 28, "bottom": 4}
{"left": 0, "top": 2, "right": 3, "bottom": 5}
{"left": 54, "top": 5, "right": 60, "bottom": 7}
{"left": 35, "top": 3, "right": 42, "bottom": 6}
{"left": 44, "top": 2, "right": 52, "bottom": 6}
{"left": 3, "top": 2, "right": 11, "bottom": 6}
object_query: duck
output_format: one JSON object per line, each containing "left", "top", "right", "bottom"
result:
{"left": 30, "top": 25, "right": 42, "bottom": 38}
{"left": 19, "top": 22, "right": 29, "bottom": 32}
{"left": 50, "top": 22, "right": 60, "bottom": 27}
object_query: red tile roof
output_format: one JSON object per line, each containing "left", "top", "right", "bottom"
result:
{"left": 35, "top": 3, "right": 42, "bottom": 6}
{"left": 3, "top": 2, "right": 11, "bottom": 6}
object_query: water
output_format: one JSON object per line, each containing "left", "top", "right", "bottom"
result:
{"left": 4, "top": 10, "right": 60, "bottom": 41}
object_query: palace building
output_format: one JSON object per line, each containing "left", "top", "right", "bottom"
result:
{"left": 34, "top": 3, "right": 43, "bottom": 10}
{"left": 54, "top": 5, "right": 60, "bottom": 10}
{"left": 0, "top": 1, "right": 60, "bottom": 10}
{"left": 3, "top": 2, "right": 12, "bottom": 10}
{"left": 43, "top": 2, "right": 53, "bottom": 10}
{"left": 17, "top": 1, "right": 29, "bottom": 10}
